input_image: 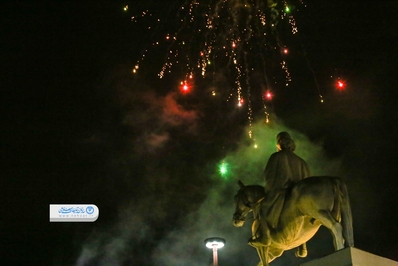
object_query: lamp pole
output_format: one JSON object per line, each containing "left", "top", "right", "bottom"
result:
{"left": 204, "top": 237, "right": 225, "bottom": 266}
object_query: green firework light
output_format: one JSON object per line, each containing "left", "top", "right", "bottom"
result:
{"left": 219, "top": 162, "right": 228, "bottom": 177}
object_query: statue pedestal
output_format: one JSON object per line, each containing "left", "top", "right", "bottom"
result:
{"left": 300, "top": 247, "right": 398, "bottom": 266}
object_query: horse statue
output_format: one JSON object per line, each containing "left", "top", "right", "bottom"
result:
{"left": 232, "top": 176, "right": 354, "bottom": 266}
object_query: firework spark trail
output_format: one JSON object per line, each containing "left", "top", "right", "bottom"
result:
{"left": 131, "top": 0, "right": 306, "bottom": 141}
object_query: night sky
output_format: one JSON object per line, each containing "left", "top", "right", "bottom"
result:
{"left": 1, "top": 0, "right": 398, "bottom": 265}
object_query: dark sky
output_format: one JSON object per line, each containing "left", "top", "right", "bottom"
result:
{"left": 1, "top": 0, "right": 398, "bottom": 265}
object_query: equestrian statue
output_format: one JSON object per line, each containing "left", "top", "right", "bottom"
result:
{"left": 232, "top": 132, "right": 354, "bottom": 266}
{"left": 232, "top": 177, "right": 354, "bottom": 266}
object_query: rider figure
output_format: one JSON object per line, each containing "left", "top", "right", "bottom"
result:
{"left": 251, "top": 132, "right": 310, "bottom": 257}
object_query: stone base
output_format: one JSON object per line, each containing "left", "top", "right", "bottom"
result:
{"left": 300, "top": 247, "right": 398, "bottom": 266}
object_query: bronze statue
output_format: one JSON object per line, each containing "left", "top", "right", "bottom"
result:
{"left": 232, "top": 177, "right": 354, "bottom": 266}
{"left": 252, "top": 132, "right": 311, "bottom": 256}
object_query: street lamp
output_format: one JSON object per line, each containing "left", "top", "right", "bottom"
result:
{"left": 204, "top": 237, "right": 225, "bottom": 266}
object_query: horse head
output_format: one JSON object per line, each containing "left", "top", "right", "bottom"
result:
{"left": 233, "top": 180, "right": 265, "bottom": 227}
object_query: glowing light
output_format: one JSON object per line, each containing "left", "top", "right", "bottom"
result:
{"left": 281, "top": 61, "right": 292, "bottom": 85}
{"left": 336, "top": 79, "right": 346, "bottom": 90}
{"left": 205, "top": 237, "right": 226, "bottom": 266}
{"left": 285, "top": 6, "right": 290, "bottom": 13}
{"left": 289, "top": 16, "right": 298, "bottom": 34}
{"left": 219, "top": 162, "right": 228, "bottom": 176}
{"left": 123, "top": 5, "right": 128, "bottom": 11}
{"left": 283, "top": 48, "right": 288, "bottom": 54}
{"left": 205, "top": 237, "right": 225, "bottom": 249}
{"left": 265, "top": 91, "right": 273, "bottom": 100}
{"left": 180, "top": 81, "right": 191, "bottom": 93}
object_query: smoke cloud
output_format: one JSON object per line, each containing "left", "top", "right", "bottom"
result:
{"left": 74, "top": 97, "right": 343, "bottom": 266}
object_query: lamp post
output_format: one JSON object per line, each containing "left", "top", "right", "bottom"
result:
{"left": 204, "top": 237, "right": 225, "bottom": 266}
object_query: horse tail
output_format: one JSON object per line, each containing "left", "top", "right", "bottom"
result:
{"left": 335, "top": 177, "right": 354, "bottom": 247}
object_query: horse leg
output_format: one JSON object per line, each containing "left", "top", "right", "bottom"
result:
{"left": 249, "top": 222, "right": 271, "bottom": 247}
{"left": 313, "top": 210, "right": 345, "bottom": 250}
{"left": 267, "top": 247, "right": 284, "bottom": 263}
{"left": 295, "top": 242, "right": 308, "bottom": 258}
{"left": 256, "top": 246, "right": 269, "bottom": 266}
{"left": 251, "top": 218, "right": 260, "bottom": 241}
{"left": 256, "top": 247, "right": 263, "bottom": 266}
{"left": 252, "top": 225, "right": 271, "bottom": 266}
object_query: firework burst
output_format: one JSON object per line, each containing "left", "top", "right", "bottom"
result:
{"left": 129, "top": 0, "right": 308, "bottom": 142}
